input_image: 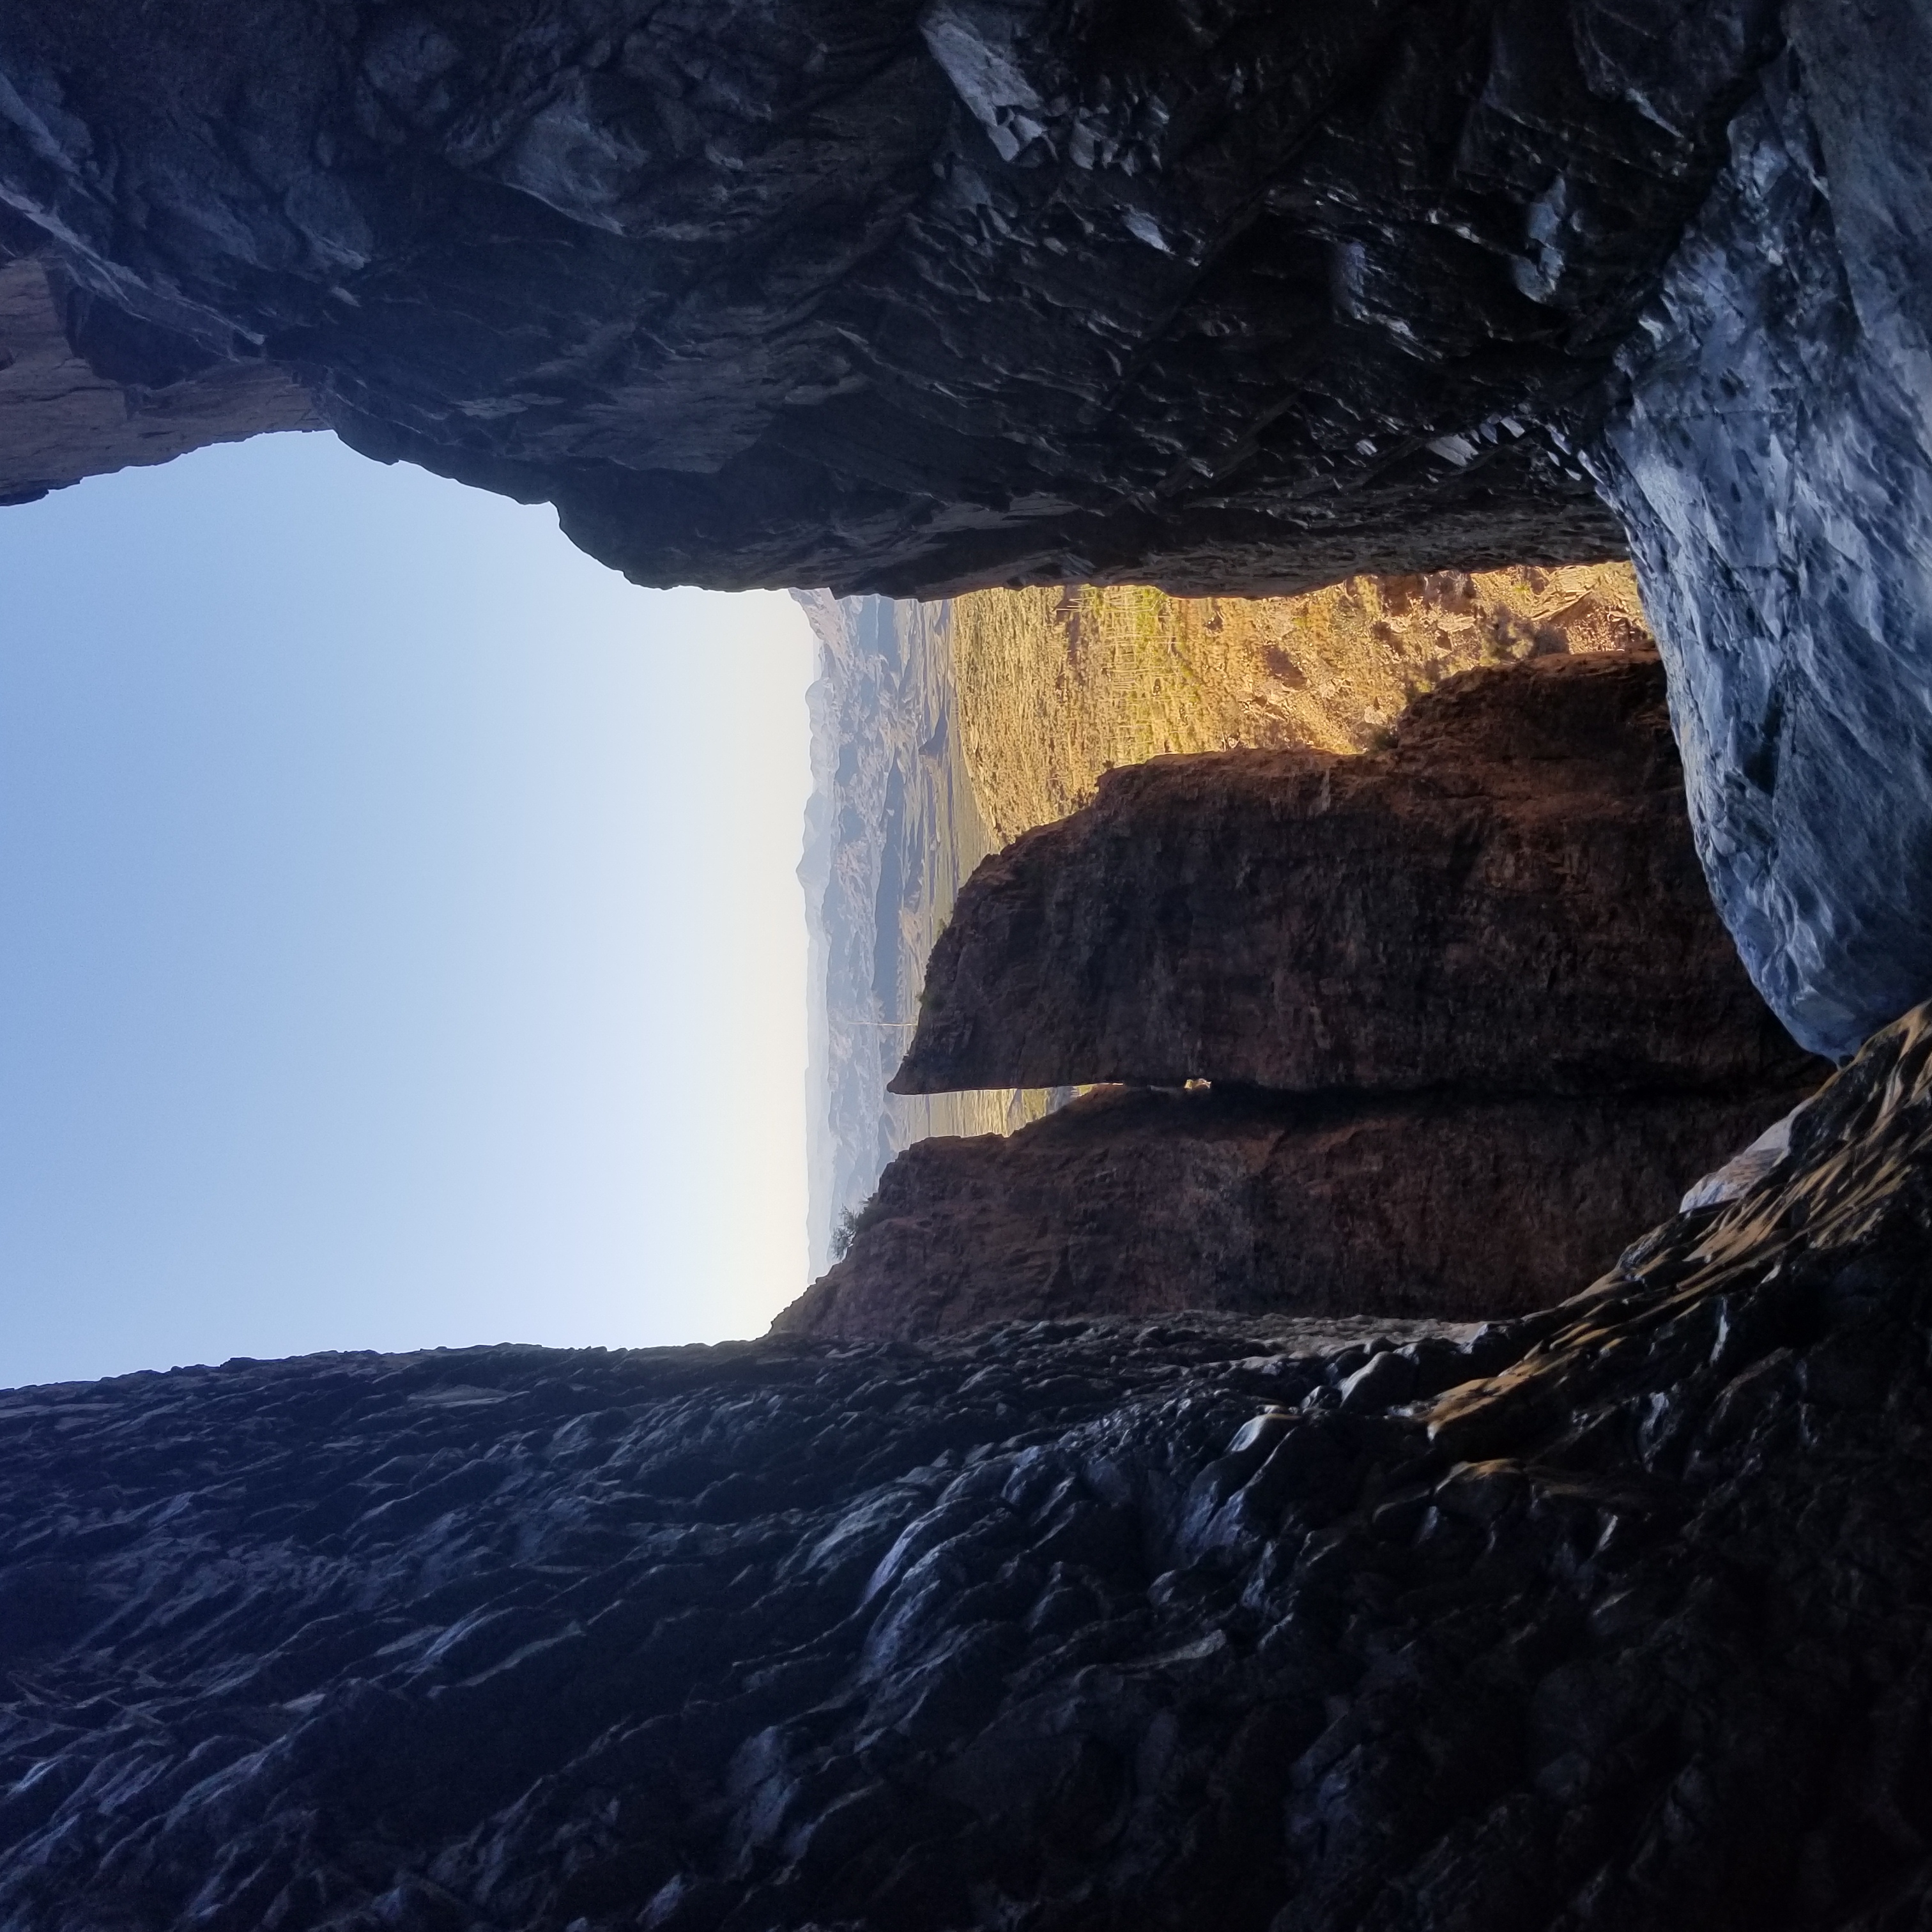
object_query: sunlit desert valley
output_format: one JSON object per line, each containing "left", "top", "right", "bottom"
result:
{"left": 801, "top": 564, "right": 1654, "bottom": 1268}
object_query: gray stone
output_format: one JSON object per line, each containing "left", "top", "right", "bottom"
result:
{"left": 1591, "top": 1, "right": 1932, "bottom": 1057}
{"left": 5, "top": 1002, "right": 1932, "bottom": 1926}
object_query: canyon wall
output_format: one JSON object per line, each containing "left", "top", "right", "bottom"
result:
{"left": 793, "top": 656, "right": 1821, "bottom": 1341}
{"left": 802, "top": 572, "right": 1654, "bottom": 1264}
{"left": 0, "top": 212, "right": 316, "bottom": 503}
{"left": 897, "top": 657, "right": 1810, "bottom": 1098}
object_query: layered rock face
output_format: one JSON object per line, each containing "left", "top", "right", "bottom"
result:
{"left": 774, "top": 1081, "right": 1811, "bottom": 1342}
{"left": 804, "top": 656, "right": 1820, "bottom": 1340}
{"left": 896, "top": 655, "right": 1810, "bottom": 1097}
{"left": 7, "top": 1008, "right": 1932, "bottom": 1929}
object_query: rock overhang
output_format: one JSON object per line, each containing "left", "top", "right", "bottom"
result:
{"left": 0, "top": 0, "right": 1774, "bottom": 593}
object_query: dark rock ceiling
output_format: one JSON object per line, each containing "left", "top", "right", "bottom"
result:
{"left": 0, "top": 0, "right": 1773, "bottom": 595}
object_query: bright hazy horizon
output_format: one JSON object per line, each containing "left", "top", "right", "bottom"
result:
{"left": 0, "top": 431, "right": 814, "bottom": 1387}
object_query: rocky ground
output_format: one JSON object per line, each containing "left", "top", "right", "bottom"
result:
{"left": 6, "top": 1004, "right": 1932, "bottom": 1930}
{"left": 949, "top": 566, "right": 1652, "bottom": 847}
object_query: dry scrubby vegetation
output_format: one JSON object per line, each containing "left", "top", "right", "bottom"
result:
{"left": 947, "top": 564, "right": 1651, "bottom": 845}
{"left": 877, "top": 563, "right": 1653, "bottom": 1140}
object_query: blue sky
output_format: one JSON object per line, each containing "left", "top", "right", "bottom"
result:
{"left": 0, "top": 432, "right": 813, "bottom": 1386}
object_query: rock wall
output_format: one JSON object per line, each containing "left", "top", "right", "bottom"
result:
{"left": 895, "top": 656, "right": 1813, "bottom": 1098}
{"left": 1588, "top": 5, "right": 1932, "bottom": 1061}
{"left": 816, "top": 655, "right": 1820, "bottom": 1344}
{"left": 774, "top": 1080, "right": 1814, "bottom": 1342}
{"left": 0, "top": 0, "right": 1770, "bottom": 594}
{"left": 6, "top": 1006, "right": 1932, "bottom": 1929}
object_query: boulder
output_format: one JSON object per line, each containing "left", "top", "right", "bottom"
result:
{"left": 893, "top": 655, "right": 1818, "bottom": 1097}
{"left": 774, "top": 1078, "right": 1820, "bottom": 1340}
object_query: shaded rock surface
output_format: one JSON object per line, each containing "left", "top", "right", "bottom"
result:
{"left": 775, "top": 1078, "right": 1818, "bottom": 1342}
{"left": 0, "top": 0, "right": 1771, "bottom": 593}
{"left": 8, "top": 1008, "right": 1932, "bottom": 1928}
{"left": 896, "top": 654, "right": 1817, "bottom": 1098}
{"left": 0, "top": 213, "right": 318, "bottom": 503}
{"left": 1589, "top": 6, "right": 1932, "bottom": 1061}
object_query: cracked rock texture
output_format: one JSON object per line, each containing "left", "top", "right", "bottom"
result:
{"left": 1588, "top": 4, "right": 1932, "bottom": 1062}
{"left": 0, "top": 0, "right": 1777, "bottom": 594}
{"left": 894, "top": 654, "right": 1817, "bottom": 1099}
{"left": 0, "top": 210, "right": 319, "bottom": 503}
{"left": 772, "top": 1079, "right": 1817, "bottom": 1342}
{"left": 7, "top": 1007, "right": 1932, "bottom": 1929}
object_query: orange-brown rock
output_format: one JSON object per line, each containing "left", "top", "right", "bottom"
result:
{"left": 893, "top": 656, "right": 1816, "bottom": 1100}
{"left": 772, "top": 1078, "right": 1818, "bottom": 1341}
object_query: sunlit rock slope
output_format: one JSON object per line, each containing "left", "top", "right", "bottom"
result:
{"left": 7, "top": 1006, "right": 1932, "bottom": 1929}
{"left": 951, "top": 564, "right": 1652, "bottom": 847}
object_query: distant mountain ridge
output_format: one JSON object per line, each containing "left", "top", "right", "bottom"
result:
{"left": 795, "top": 592, "right": 1065, "bottom": 1273}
